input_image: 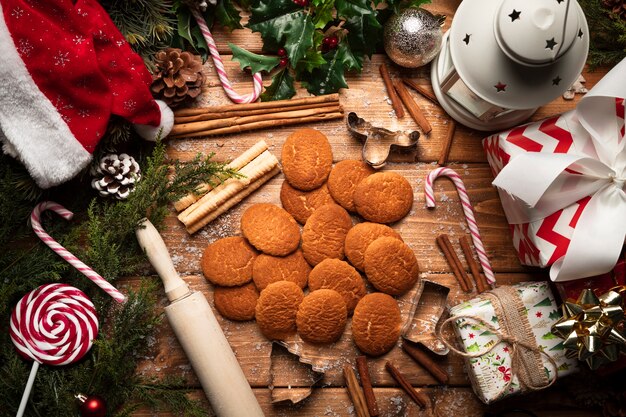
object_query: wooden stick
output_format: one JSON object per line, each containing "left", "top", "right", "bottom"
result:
{"left": 438, "top": 121, "right": 456, "bottom": 166}
{"left": 173, "top": 141, "right": 269, "bottom": 212}
{"left": 459, "top": 235, "right": 487, "bottom": 293}
{"left": 179, "top": 151, "right": 277, "bottom": 226}
{"left": 356, "top": 356, "right": 379, "bottom": 417}
{"left": 171, "top": 105, "right": 342, "bottom": 136}
{"left": 185, "top": 166, "right": 280, "bottom": 234}
{"left": 436, "top": 235, "right": 470, "bottom": 292}
{"left": 174, "top": 93, "right": 340, "bottom": 116}
{"left": 402, "top": 78, "right": 439, "bottom": 105}
{"left": 379, "top": 63, "right": 404, "bottom": 119}
{"left": 343, "top": 365, "right": 371, "bottom": 417}
{"left": 385, "top": 362, "right": 429, "bottom": 409}
{"left": 401, "top": 342, "right": 449, "bottom": 385}
{"left": 392, "top": 80, "right": 432, "bottom": 134}
{"left": 170, "top": 112, "right": 344, "bottom": 138}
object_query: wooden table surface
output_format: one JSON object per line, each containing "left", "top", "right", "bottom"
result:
{"left": 125, "top": 1, "right": 607, "bottom": 415}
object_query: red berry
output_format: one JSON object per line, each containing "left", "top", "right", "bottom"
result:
{"left": 279, "top": 57, "right": 289, "bottom": 67}
{"left": 328, "top": 36, "right": 338, "bottom": 47}
{"left": 322, "top": 37, "right": 331, "bottom": 46}
{"left": 277, "top": 48, "right": 287, "bottom": 57}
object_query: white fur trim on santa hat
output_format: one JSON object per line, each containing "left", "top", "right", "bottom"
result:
{"left": 134, "top": 100, "right": 174, "bottom": 141}
{"left": 0, "top": 2, "right": 91, "bottom": 190}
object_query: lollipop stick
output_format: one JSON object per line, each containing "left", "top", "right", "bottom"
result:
{"left": 16, "top": 361, "right": 39, "bottom": 417}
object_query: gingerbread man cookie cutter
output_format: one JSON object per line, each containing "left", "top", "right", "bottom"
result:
{"left": 347, "top": 112, "right": 420, "bottom": 169}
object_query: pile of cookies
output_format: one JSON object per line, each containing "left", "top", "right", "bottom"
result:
{"left": 201, "top": 128, "right": 419, "bottom": 356}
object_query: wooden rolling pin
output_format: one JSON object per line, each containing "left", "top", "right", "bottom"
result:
{"left": 136, "top": 219, "right": 264, "bottom": 417}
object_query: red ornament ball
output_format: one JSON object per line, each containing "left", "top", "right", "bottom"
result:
{"left": 79, "top": 395, "right": 107, "bottom": 417}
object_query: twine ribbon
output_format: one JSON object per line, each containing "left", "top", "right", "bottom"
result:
{"left": 30, "top": 201, "right": 126, "bottom": 303}
{"left": 191, "top": 8, "right": 263, "bottom": 104}
{"left": 439, "top": 286, "right": 558, "bottom": 400}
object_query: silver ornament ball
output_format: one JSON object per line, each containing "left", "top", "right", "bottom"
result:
{"left": 383, "top": 8, "right": 443, "bottom": 68}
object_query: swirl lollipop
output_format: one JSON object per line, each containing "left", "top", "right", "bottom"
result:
{"left": 10, "top": 283, "right": 99, "bottom": 417}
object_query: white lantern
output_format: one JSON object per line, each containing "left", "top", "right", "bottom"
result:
{"left": 430, "top": 0, "right": 589, "bottom": 131}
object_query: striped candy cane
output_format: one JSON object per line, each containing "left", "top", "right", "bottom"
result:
{"left": 31, "top": 202, "right": 127, "bottom": 303}
{"left": 192, "top": 8, "right": 263, "bottom": 104}
{"left": 424, "top": 168, "right": 496, "bottom": 286}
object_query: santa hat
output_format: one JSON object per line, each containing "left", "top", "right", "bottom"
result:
{"left": 0, "top": 0, "right": 174, "bottom": 189}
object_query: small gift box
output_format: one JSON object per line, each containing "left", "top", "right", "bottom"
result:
{"left": 482, "top": 58, "right": 626, "bottom": 283}
{"left": 445, "top": 281, "right": 578, "bottom": 404}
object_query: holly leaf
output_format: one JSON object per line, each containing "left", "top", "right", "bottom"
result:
{"left": 175, "top": 5, "right": 209, "bottom": 57}
{"left": 403, "top": 0, "right": 431, "bottom": 10}
{"left": 260, "top": 68, "right": 296, "bottom": 101}
{"left": 294, "top": 47, "right": 327, "bottom": 74}
{"left": 215, "top": 0, "right": 244, "bottom": 31}
{"left": 230, "top": 43, "right": 280, "bottom": 73}
{"left": 248, "top": 0, "right": 302, "bottom": 51}
{"left": 341, "top": 43, "right": 364, "bottom": 72}
{"left": 283, "top": 14, "right": 315, "bottom": 64}
{"left": 312, "top": 0, "right": 335, "bottom": 28}
{"left": 300, "top": 43, "right": 352, "bottom": 95}
{"left": 336, "top": 0, "right": 380, "bottom": 57}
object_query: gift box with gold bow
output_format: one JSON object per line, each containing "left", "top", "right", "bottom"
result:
{"left": 443, "top": 281, "right": 578, "bottom": 404}
{"left": 482, "top": 58, "right": 626, "bottom": 284}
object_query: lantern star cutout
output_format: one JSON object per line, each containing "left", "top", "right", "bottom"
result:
{"left": 463, "top": 34, "right": 471, "bottom": 45}
{"left": 552, "top": 76, "right": 562, "bottom": 86}
{"left": 546, "top": 38, "right": 558, "bottom": 50}
{"left": 508, "top": 9, "right": 521, "bottom": 22}
{"left": 494, "top": 82, "right": 507, "bottom": 92}
{"left": 578, "top": 29, "right": 584, "bottom": 39}
{"left": 551, "top": 288, "right": 626, "bottom": 370}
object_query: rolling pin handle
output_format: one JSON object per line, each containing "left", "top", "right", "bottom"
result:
{"left": 136, "top": 218, "right": 190, "bottom": 302}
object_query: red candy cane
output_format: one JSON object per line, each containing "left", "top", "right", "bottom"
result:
{"left": 192, "top": 8, "right": 263, "bottom": 104}
{"left": 31, "top": 202, "right": 127, "bottom": 303}
{"left": 424, "top": 167, "right": 496, "bottom": 286}
{"left": 10, "top": 283, "right": 99, "bottom": 417}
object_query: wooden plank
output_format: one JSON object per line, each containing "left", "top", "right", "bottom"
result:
{"left": 174, "top": 54, "right": 604, "bottom": 164}
{"left": 129, "top": 387, "right": 599, "bottom": 417}
{"left": 158, "top": 163, "right": 531, "bottom": 275}
{"left": 126, "top": 273, "right": 541, "bottom": 388}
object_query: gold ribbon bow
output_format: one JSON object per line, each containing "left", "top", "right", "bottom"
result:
{"left": 551, "top": 287, "right": 626, "bottom": 370}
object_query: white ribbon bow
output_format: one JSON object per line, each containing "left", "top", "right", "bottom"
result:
{"left": 493, "top": 58, "right": 626, "bottom": 282}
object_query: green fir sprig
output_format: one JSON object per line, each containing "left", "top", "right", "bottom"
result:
{"left": 579, "top": 0, "right": 626, "bottom": 68}
{"left": 0, "top": 141, "right": 236, "bottom": 417}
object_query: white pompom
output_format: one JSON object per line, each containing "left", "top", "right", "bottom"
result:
{"left": 134, "top": 100, "right": 174, "bottom": 141}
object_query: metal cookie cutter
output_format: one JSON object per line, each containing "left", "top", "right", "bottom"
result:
{"left": 347, "top": 112, "right": 420, "bottom": 169}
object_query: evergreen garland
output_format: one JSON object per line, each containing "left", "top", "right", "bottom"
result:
{"left": 0, "top": 141, "right": 238, "bottom": 417}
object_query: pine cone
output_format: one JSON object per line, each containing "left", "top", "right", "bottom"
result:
{"left": 91, "top": 153, "right": 141, "bottom": 200}
{"left": 603, "top": 0, "right": 626, "bottom": 19}
{"left": 151, "top": 48, "right": 205, "bottom": 108}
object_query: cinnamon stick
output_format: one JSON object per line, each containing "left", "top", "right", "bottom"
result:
{"left": 401, "top": 78, "right": 439, "bottom": 105}
{"left": 174, "top": 101, "right": 338, "bottom": 124}
{"left": 171, "top": 105, "right": 342, "bottom": 137}
{"left": 343, "top": 365, "right": 371, "bottom": 417}
{"left": 170, "top": 111, "right": 344, "bottom": 138}
{"left": 379, "top": 63, "right": 404, "bottom": 119}
{"left": 185, "top": 166, "right": 280, "bottom": 234}
{"left": 174, "top": 140, "right": 269, "bottom": 212}
{"left": 392, "top": 80, "right": 432, "bottom": 134}
{"left": 402, "top": 342, "right": 449, "bottom": 385}
{"left": 174, "top": 93, "right": 340, "bottom": 116}
{"left": 356, "top": 356, "right": 379, "bottom": 417}
{"left": 436, "top": 235, "right": 470, "bottom": 292}
{"left": 438, "top": 121, "right": 456, "bottom": 166}
{"left": 385, "top": 362, "right": 429, "bottom": 409}
{"left": 459, "top": 235, "right": 487, "bottom": 293}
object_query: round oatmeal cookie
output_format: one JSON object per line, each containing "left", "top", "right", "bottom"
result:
{"left": 308, "top": 259, "right": 366, "bottom": 313}
{"left": 281, "top": 128, "right": 333, "bottom": 191}
{"left": 344, "top": 222, "right": 403, "bottom": 271}
{"left": 213, "top": 282, "right": 259, "bottom": 321}
{"left": 296, "top": 289, "right": 347, "bottom": 344}
{"left": 327, "top": 160, "right": 375, "bottom": 212}
{"left": 202, "top": 236, "right": 257, "bottom": 286}
{"left": 255, "top": 281, "right": 304, "bottom": 341}
{"left": 301, "top": 204, "right": 352, "bottom": 266}
{"left": 280, "top": 181, "right": 335, "bottom": 225}
{"left": 252, "top": 249, "right": 311, "bottom": 291}
{"left": 363, "top": 237, "right": 419, "bottom": 296}
{"left": 352, "top": 293, "right": 401, "bottom": 356}
{"left": 353, "top": 172, "right": 414, "bottom": 223}
{"left": 241, "top": 203, "right": 300, "bottom": 256}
